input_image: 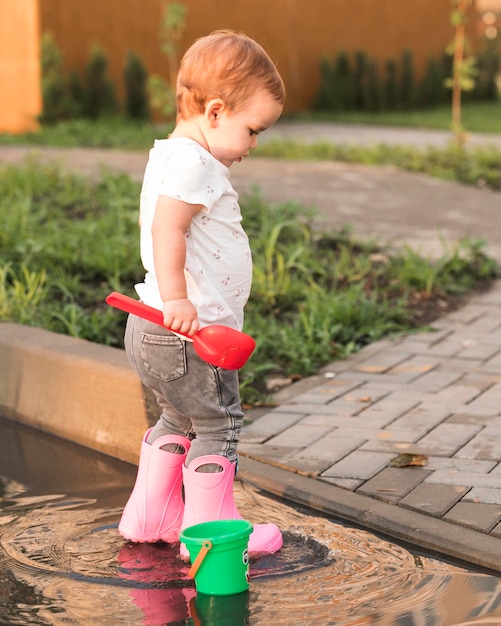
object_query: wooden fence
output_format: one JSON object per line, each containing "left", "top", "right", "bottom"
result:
{"left": 38, "top": 0, "right": 470, "bottom": 113}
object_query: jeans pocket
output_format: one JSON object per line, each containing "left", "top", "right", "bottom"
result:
{"left": 140, "top": 332, "right": 187, "bottom": 382}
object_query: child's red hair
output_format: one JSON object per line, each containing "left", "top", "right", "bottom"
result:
{"left": 176, "top": 30, "right": 285, "bottom": 121}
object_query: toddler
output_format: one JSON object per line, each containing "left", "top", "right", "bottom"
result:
{"left": 119, "top": 30, "right": 285, "bottom": 557}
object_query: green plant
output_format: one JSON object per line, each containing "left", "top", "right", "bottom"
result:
{"left": 315, "top": 51, "right": 355, "bottom": 112}
{"left": 0, "top": 264, "right": 47, "bottom": 325}
{"left": 245, "top": 193, "right": 319, "bottom": 312}
{"left": 148, "top": 76, "right": 177, "bottom": 121}
{"left": 364, "top": 61, "right": 383, "bottom": 112}
{"left": 158, "top": 1, "right": 186, "bottom": 80}
{"left": 148, "top": 2, "right": 187, "bottom": 121}
{"left": 472, "top": 38, "right": 500, "bottom": 101}
{"left": 335, "top": 51, "right": 356, "bottom": 110}
{"left": 124, "top": 50, "right": 150, "bottom": 121}
{"left": 67, "top": 70, "right": 86, "bottom": 118}
{"left": 0, "top": 160, "right": 141, "bottom": 341}
{"left": 314, "top": 40, "right": 497, "bottom": 116}
{"left": 256, "top": 138, "right": 501, "bottom": 191}
{"left": 446, "top": 0, "right": 477, "bottom": 143}
{"left": 39, "top": 32, "right": 77, "bottom": 123}
{"left": 289, "top": 100, "right": 501, "bottom": 133}
{"left": 400, "top": 50, "right": 417, "bottom": 110}
{"left": 315, "top": 58, "right": 336, "bottom": 110}
{"left": 83, "top": 45, "right": 118, "bottom": 119}
{"left": 384, "top": 59, "right": 399, "bottom": 110}
{"left": 353, "top": 51, "right": 369, "bottom": 110}
{"left": 418, "top": 58, "right": 448, "bottom": 107}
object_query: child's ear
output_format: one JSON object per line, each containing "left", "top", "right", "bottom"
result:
{"left": 205, "top": 99, "right": 225, "bottom": 127}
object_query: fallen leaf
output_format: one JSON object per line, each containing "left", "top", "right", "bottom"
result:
{"left": 390, "top": 453, "right": 428, "bottom": 468}
{"left": 344, "top": 396, "right": 372, "bottom": 403}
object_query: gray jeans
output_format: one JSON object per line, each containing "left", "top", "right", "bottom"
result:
{"left": 124, "top": 313, "right": 244, "bottom": 465}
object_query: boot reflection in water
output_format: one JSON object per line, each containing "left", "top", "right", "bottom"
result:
{"left": 117, "top": 542, "right": 196, "bottom": 624}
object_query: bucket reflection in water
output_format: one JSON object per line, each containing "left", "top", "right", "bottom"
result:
{"left": 190, "top": 591, "right": 250, "bottom": 625}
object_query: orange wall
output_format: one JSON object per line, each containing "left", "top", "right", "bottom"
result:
{"left": 0, "top": 0, "right": 41, "bottom": 132}
{"left": 38, "top": 0, "right": 463, "bottom": 113}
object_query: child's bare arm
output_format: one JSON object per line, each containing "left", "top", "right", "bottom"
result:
{"left": 151, "top": 195, "right": 203, "bottom": 336}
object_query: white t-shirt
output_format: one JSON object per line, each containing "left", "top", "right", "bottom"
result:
{"left": 134, "top": 138, "right": 252, "bottom": 330}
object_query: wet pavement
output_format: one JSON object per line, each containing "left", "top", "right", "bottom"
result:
{"left": 1, "top": 122, "right": 501, "bottom": 573}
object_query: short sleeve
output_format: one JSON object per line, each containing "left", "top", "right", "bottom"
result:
{"left": 151, "top": 139, "right": 225, "bottom": 212}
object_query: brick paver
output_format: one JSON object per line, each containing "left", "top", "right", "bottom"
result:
{"left": 399, "top": 483, "right": 469, "bottom": 517}
{"left": 443, "top": 502, "right": 501, "bottom": 532}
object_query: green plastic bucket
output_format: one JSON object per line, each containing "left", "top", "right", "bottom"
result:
{"left": 180, "top": 520, "right": 252, "bottom": 596}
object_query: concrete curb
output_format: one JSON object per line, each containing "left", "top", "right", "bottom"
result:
{"left": 0, "top": 322, "right": 149, "bottom": 464}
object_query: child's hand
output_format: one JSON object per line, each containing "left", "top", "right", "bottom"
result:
{"left": 162, "top": 298, "right": 200, "bottom": 336}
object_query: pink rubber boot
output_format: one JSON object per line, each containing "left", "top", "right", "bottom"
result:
{"left": 180, "top": 455, "right": 283, "bottom": 558}
{"left": 119, "top": 429, "right": 191, "bottom": 543}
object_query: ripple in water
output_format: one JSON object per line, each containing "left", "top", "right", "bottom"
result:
{"left": 0, "top": 480, "right": 500, "bottom": 625}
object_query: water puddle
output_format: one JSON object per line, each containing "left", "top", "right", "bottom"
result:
{"left": 1, "top": 417, "right": 500, "bottom": 625}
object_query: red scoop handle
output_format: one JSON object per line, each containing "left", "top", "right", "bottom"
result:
{"left": 106, "top": 292, "right": 255, "bottom": 370}
{"left": 106, "top": 292, "right": 191, "bottom": 339}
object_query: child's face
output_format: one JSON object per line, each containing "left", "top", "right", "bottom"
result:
{"left": 207, "top": 90, "right": 283, "bottom": 167}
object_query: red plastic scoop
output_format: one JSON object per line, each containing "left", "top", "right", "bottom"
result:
{"left": 106, "top": 292, "right": 255, "bottom": 370}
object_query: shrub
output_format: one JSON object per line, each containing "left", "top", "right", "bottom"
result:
{"left": 315, "top": 58, "right": 336, "bottom": 110}
{"left": 400, "top": 50, "right": 417, "bottom": 110}
{"left": 316, "top": 51, "right": 356, "bottom": 111}
{"left": 418, "top": 58, "right": 448, "bottom": 107}
{"left": 314, "top": 46, "right": 498, "bottom": 114}
{"left": 353, "top": 51, "right": 369, "bottom": 110}
{"left": 40, "top": 32, "right": 77, "bottom": 123}
{"left": 364, "top": 61, "right": 383, "bottom": 112}
{"left": 124, "top": 50, "right": 150, "bottom": 121}
{"left": 472, "top": 38, "right": 500, "bottom": 101}
{"left": 83, "top": 46, "right": 118, "bottom": 119}
{"left": 384, "top": 59, "right": 399, "bottom": 110}
{"left": 67, "top": 70, "right": 86, "bottom": 118}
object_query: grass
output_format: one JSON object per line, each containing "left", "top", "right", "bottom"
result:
{"left": 255, "top": 139, "right": 501, "bottom": 191}
{"left": 0, "top": 117, "right": 172, "bottom": 150}
{"left": 290, "top": 101, "right": 501, "bottom": 134}
{"left": 1, "top": 160, "right": 498, "bottom": 405}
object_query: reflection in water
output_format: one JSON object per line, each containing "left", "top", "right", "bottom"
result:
{"left": 0, "top": 417, "right": 500, "bottom": 625}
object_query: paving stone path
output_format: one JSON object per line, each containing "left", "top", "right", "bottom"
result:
{"left": 240, "top": 283, "right": 501, "bottom": 540}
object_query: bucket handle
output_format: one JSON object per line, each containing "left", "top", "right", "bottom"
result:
{"left": 188, "top": 540, "right": 213, "bottom": 579}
